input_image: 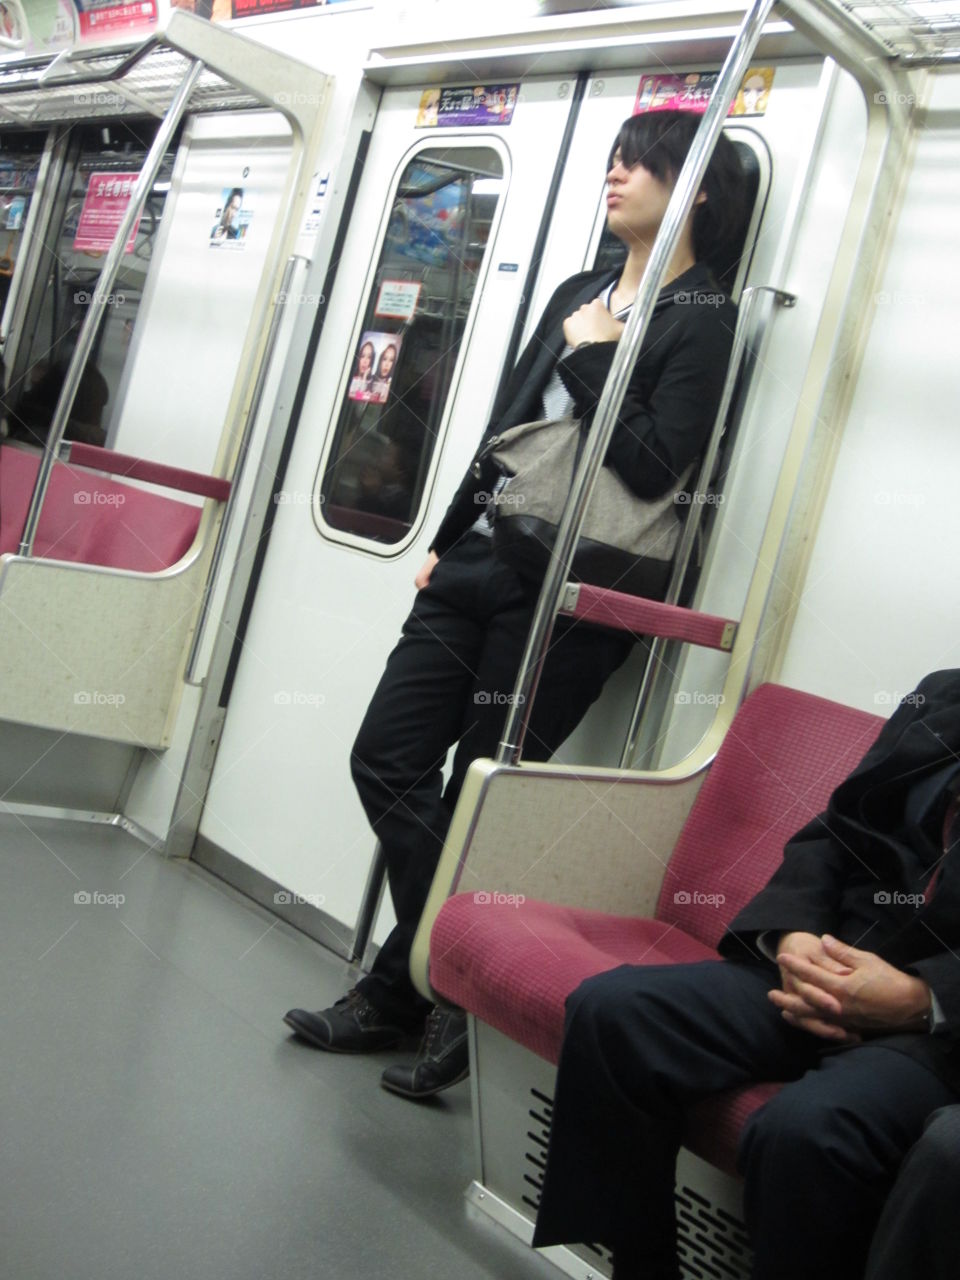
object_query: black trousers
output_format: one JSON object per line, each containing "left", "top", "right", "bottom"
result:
{"left": 350, "top": 534, "right": 633, "bottom": 1024}
{"left": 864, "top": 1105, "right": 960, "bottom": 1280}
{"left": 532, "top": 961, "right": 957, "bottom": 1280}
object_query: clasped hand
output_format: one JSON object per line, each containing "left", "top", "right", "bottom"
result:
{"left": 562, "top": 298, "right": 625, "bottom": 349}
{"left": 769, "top": 932, "right": 931, "bottom": 1043}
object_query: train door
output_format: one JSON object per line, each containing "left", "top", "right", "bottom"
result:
{"left": 196, "top": 78, "right": 583, "bottom": 945}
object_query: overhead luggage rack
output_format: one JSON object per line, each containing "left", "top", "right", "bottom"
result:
{"left": 837, "top": 0, "right": 960, "bottom": 62}
{"left": 0, "top": 35, "right": 262, "bottom": 125}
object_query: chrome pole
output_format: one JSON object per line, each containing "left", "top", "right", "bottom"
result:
{"left": 18, "top": 58, "right": 204, "bottom": 558}
{"left": 495, "top": 0, "right": 777, "bottom": 764}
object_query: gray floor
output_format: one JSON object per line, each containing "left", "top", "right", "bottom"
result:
{"left": 0, "top": 814, "right": 558, "bottom": 1280}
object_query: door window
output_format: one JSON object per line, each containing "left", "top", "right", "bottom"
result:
{"left": 319, "top": 144, "right": 506, "bottom": 546}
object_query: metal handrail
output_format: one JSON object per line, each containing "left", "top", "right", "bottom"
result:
{"left": 495, "top": 0, "right": 777, "bottom": 765}
{"left": 619, "top": 284, "right": 796, "bottom": 768}
{"left": 17, "top": 58, "right": 204, "bottom": 558}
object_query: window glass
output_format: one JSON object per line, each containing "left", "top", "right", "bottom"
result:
{"left": 320, "top": 145, "right": 505, "bottom": 546}
{"left": 0, "top": 130, "right": 45, "bottom": 325}
{"left": 4, "top": 121, "right": 178, "bottom": 449}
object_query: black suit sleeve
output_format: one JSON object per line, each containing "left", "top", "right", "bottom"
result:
{"left": 557, "top": 296, "right": 736, "bottom": 498}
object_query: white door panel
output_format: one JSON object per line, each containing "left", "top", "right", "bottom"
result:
{"left": 199, "top": 77, "right": 577, "bottom": 937}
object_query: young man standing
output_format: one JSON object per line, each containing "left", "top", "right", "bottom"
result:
{"left": 284, "top": 111, "right": 747, "bottom": 1099}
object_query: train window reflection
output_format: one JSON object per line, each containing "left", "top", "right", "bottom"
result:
{"left": 320, "top": 145, "right": 505, "bottom": 545}
{"left": 2, "top": 122, "right": 178, "bottom": 450}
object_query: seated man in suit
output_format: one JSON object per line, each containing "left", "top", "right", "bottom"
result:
{"left": 533, "top": 668, "right": 960, "bottom": 1280}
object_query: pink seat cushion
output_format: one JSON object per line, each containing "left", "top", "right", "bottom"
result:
{"left": 431, "top": 895, "right": 717, "bottom": 1063}
{"left": 0, "top": 444, "right": 201, "bottom": 571}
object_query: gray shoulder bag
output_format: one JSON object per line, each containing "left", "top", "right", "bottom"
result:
{"left": 478, "top": 416, "right": 689, "bottom": 598}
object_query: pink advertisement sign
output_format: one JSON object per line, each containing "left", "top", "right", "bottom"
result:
{"left": 634, "top": 68, "right": 775, "bottom": 118}
{"left": 74, "top": 173, "right": 142, "bottom": 254}
{"left": 74, "top": 1, "right": 159, "bottom": 38}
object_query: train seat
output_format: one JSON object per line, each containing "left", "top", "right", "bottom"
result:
{"left": 0, "top": 443, "right": 203, "bottom": 571}
{"left": 428, "top": 682, "right": 884, "bottom": 1178}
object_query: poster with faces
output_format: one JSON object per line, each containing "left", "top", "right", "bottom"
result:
{"left": 348, "top": 332, "right": 403, "bottom": 405}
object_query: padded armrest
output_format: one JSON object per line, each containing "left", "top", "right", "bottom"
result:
{"left": 410, "top": 757, "right": 708, "bottom": 1004}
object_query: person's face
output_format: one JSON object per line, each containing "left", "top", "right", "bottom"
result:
{"left": 358, "top": 344, "right": 373, "bottom": 376}
{"left": 378, "top": 347, "right": 396, "bottom": 379}
{"left": 742, "top": 82, "right": 765, "bottom": 113}
{"left": 605, "top": 149, "right": 675, "bottom": 245}
{"left": 225, "top": 193, "right": 242, "bottom": 224}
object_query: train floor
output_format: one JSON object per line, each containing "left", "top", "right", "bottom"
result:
{"left": 0, "top": 813, "right": 557, "bottom": 1280}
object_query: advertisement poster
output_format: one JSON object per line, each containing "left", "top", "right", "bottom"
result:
{"left": 348, "top": 331, "right": 402, "bottom": 406}
{"left": 416, "top": 84, "right": 519, "bottom": 129}
{"left": 228, "top": 0, "right": 354, "bottom": 17}
{"left": 74, "top": 173, "right": 142, "bottom": 254}
{"left": 209, "top": 186, "right": 253, "bottom": 249}
{"left": 634, "top": 68, "right": 775, "bottom": 117}
{"left": 73, "top": 0, "right": 159, "bottom": 38}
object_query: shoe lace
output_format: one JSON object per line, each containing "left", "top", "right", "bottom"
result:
{"left": 423, "top": 1007, "right": 447, "bottom": 1055}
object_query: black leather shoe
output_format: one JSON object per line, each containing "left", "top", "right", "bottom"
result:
{"left": 380, "top": 1007, "right": 469, "bottom": 1098}
{"left": 283, "top": 988, "right": 413, "bottom": 1053}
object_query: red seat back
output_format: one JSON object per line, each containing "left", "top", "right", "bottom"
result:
{"left": 0, "top": 444, "right": 202, "bottom": 572}
{"left": 654, "top": 683, "right": 884, "bottom": 948}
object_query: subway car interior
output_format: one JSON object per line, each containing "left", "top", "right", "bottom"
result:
{"left": 1, "top": 1, "right": 958, "bottom": 1278}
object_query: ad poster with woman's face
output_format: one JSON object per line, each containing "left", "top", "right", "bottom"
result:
{"left": 348, "top": 332, "right": 402, "bottom": 405}
{"left": 209, "top": 187, "right": 252, "bottom": 248}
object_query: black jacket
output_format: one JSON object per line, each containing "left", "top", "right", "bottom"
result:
{"left": 431, "top": 262, "right": 736, "bottom": 556}
{"left": 720, "top": 669, "right": 960, "bottom": 1082}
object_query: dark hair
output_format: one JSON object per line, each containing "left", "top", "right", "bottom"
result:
{"left": 608, "top": 110, "right": 749, "bottom": 284}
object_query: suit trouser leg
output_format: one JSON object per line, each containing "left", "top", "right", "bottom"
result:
{"left": 863, "top": 1105, "right": 960, "bottom": 1280}
{"left": 740, "top": 1048, "right": 958, "bottom": 1280}
{"left": 351, "top": 538, "right": 631, "bottom": 1022}
{"left": 532, "top": 961, "right": 818, "bottom": 1275}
